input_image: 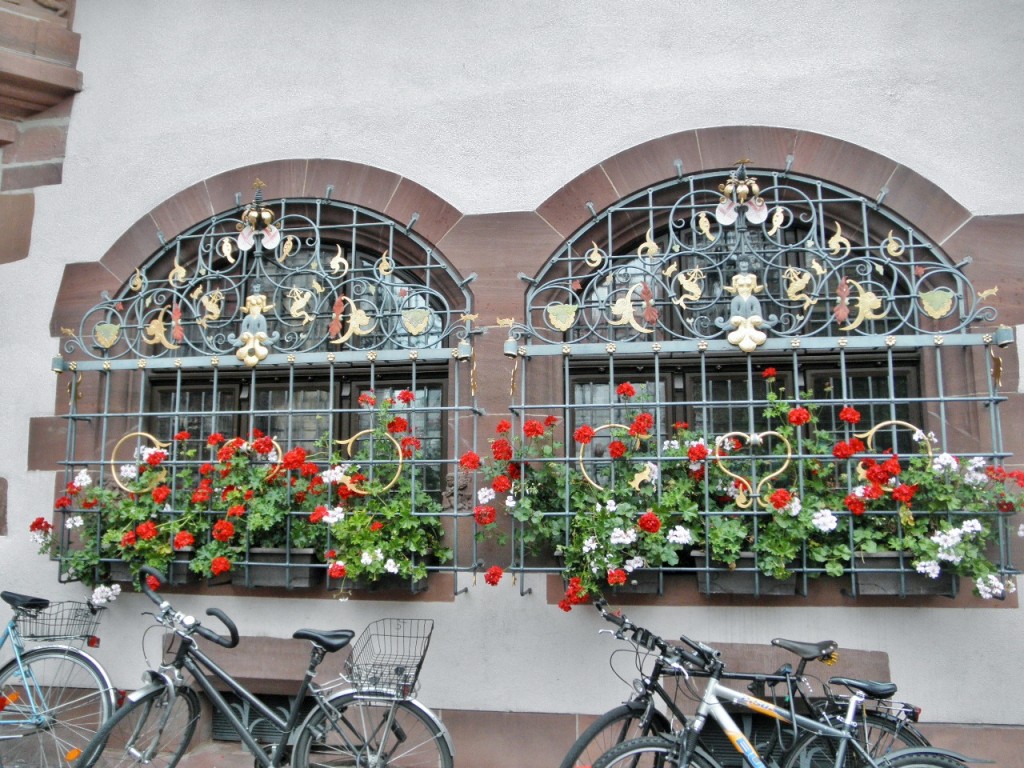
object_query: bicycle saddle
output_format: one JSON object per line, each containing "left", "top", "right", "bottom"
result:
{"left": 829, "top": 676, "right": 898, "bottom": 699}
{"left": 772, "top": 638, "right": 837, "bottom": 661}
{"left": 1, "top": 591, "right": 49, "bottom": 611}
{"left": 293, "top": 629, "right": 355, "bottom": 652}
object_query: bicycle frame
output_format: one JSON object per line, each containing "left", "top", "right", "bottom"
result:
{"left": 141, "top": 633, "right": 323, "bottom": 767}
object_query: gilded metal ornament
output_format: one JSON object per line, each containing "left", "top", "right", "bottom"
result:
{"left": 713, "top": 430, "right": 792, "bottom": 509}
{"left": 332, "top": 429, "right": 405, "bottom": 494}
{"left": 546, "top": 303, "right": 578, "bottom": 332}
{"left": 577, "top": 424, "right": 644, "bottom": 491}
{"left": 402, "top": 307, "right": 433, "bottom": 336}
{"left": 109, "top": 431, "right": 170, "bottom": 492}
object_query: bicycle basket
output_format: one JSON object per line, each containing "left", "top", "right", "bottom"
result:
{"left": 344, "top": 618, "right": 434, "bottom": 698}
{"left": 16, "top": 601, "right": 101, "bottom": 641}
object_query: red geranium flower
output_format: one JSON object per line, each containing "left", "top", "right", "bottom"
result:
{"left": 145, "top": 450, "right": 167, "bottom": 467}
{"left": 309, "top": 506, "right": 328, "bottom": 524}
{"left": 29, "top": 516, "right": 53, "bottom": 534}
{"left": 152, "top": 485, "right": 171, "bottom": 505}
{"left": 838, "top": 406, "right": 861, "bottom": 424}
{"left": 174, "top": 430, "right": 191, "bottom": 441}
{"left": 892, "top": 484, "right": 919, "bottom": 504}
{"left": 688, "top": 442, "right": 709, "bottom": 463}
{"left": 120, "top": 531, "right": 137, "bottom": 547}
{"left": 212, "top": 520, "right": 235, "bottom": 542}
{"left": 608, "top": 440, "right": 627, "bottom": 459}
{"left": 638, "top": 511, "right": 661, "bottom": 533}
{"left": 282, "top": 447, "right": 307, "bottom": 470}
{"left": 544, "top": 415, "right": 559, "bottom": 427}
{"left": 491, "top": 439, "right": 514, "bottom": 461}
{"left": 136, "top": 520, "right": 159, "bottom": 540}
{"left": 370, "top": 520, "right": 384, "bottom": 532}
{"left": 397, "top": 389, "right": 415, "bottom": 405}
{"left": 328, "top": 562, "right": 347, "bottom": 579}
{"left": 523, "top": 419, "right": 545, "bottom": 438}
{"left": 769, "top": 489, "right": 792, "bottom": 510}
{"left": 492, "top": 475, "right": 512, "bottom": 494}
{"left": 573, "top": 425, "right": 595, "bottom": 444}
{"left": 484, "top": 566, "right": 504, "bottom": 586}
{"left": 474, "top": 505, "right": 496, "bottom": 526}
{"left": 226, "top": 504, "right": 245, "bottom": 517}
{"left": 844, "top": 494, "right": 866, "bottom": 516}
{"left": 607, "top": 569, "right": 628, "bottom": 586}
{"left": 616, "top": 382, "right": 636, "bottom": 399}
{"left": 173, "top": 530, "right": 195, "bottom": 549}
{"left": 495, "top": 419, "right": 512, "bottom": 434}
{"left": 387, "top": 417, "right": 408, "bottom": 434}
{"left": 401, "top": 435, "right": 422, "bottom": 458}
{"left": 788, "top": 407, "right": 811, "bottom": 426}
{"left": 207, "top": 433, "right": 225, "bottom": 446}
{"left": 460, "top": 451, "right": 481, "bottom": 471}
{"left": 54, "top": 495, "right": 72, "bottom": 509}
{"left": 629, "top": 413, "right": 654, "bottom": 437}
{"left": 210, "top": 556, "right": 232, "bottom": 576}
{"left": 146, "top": 575, "right": 161, "bottom": 592}
{"left": 358, "top": 392, "right": 376, "bottom": 408}
{"left": 762, "top": 367, "right": 777, "bottom": 380}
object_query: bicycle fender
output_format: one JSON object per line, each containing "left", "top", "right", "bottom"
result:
{"left": 879, "top": 745, "right": 993, "bottom": 765}
{"left": 124, "top": 675, "right": 171, "bottom": 704}
{"left": 24, "top": 644, "right": 117, "bottom": 699}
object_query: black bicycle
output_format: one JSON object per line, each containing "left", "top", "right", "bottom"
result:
{"left": 76, "top": 566, "right": 453, "bottom": 767}
{"left": 560, "top": 600, "right": 928, "bottom": 768}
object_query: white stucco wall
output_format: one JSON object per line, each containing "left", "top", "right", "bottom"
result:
{"left": 1, "top": 0, "right": 1022, "bottom": 725}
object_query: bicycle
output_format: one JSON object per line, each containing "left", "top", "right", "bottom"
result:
{"left": 0, "top": 590, "right": 117, "bottom": 768}
{"left": 560, "top": 600, "right": 928, "bottom": 768}
{"left": 76, "top": 566, "right": 453, "bottom": 767}
{"left": 588, "top": 626, "right": 971, "bottom": 768}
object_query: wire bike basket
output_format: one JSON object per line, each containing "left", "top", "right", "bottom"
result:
{"left": 344, "top": 618, "right": 434, "bottom": 699}
{"left": 15, "top": 601, "right": 102, "bottom": 641}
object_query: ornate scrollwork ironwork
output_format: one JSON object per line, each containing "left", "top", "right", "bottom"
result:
{"left": 519, "top": 164, "right": 998, "bottom": 350}
{"left": 61, "top": 186, "right": 473, "bottom": 369}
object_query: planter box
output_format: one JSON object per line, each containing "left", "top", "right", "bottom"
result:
{"left": 244, "top": 548, "right": 320, "bottom": 589}
{"left": 610, "top": 568, "right": 662, "bottom": 595}
{"left": 329, "top": 573, "right": 428, "bottom": 594}
{"left": 692, "top": 551, "right": 795, "bottom": 596}
{"left": 849, "top": 552, "right": 957, "bottom": 597}
{"left": 169, "top": 548, "right": 200, "bottom": 586}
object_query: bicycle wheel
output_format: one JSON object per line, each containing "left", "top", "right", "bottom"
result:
{"left": 592, "top": 735, "right": 719, "bottom": 768}
{"left": 882, "top": 753, "right": 968, "bottom": 768}
{"left": 782, "top": 713, "right": 933, "bottom": 768}
{"left": 293, "top": 691, "right": 453, "bottom": 768}
{"left": 559, "top": 703, "right": 672, "bottom": 768}
{"left": 78, "top": 685, "right": 200, "bottom": 768}
{"left": 0, "top": 646, "right": 115, "bottom": 768}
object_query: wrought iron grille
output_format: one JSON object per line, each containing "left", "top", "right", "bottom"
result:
{"left": 51, "top": 187, "right": 483, "bottom": 594}
{"left": 498, "top": 165, "right": 1018, "bottom": 600}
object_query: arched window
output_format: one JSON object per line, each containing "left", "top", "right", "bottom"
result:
{"left": 51, "top": 184, "right": 476, "bottom": 593}
{"left": 505, "top": 164, "right": 1016, "bottom": 602}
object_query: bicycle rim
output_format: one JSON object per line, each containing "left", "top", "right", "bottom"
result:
{"left": 294, "top": 692, "right": 453, "bottom": 768}
{"left": 0, "top": 647, "right": 114, "bottom": 768}
{"left": 81, "top": 685, "right": 200, "bottom": 767}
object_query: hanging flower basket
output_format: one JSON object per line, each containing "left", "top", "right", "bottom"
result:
{"left": 692, "top": 551, "right": 796, "bottom": 596}
{"left": 242, "top": 547, "right": 320, "bottom": 589}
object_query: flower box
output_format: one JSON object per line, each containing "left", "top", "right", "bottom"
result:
{"left": 241, "top": 547, "right": 320, "bottom": 589}
{"left": 610, "top": 568, "right": 663, "bottom": 595}
{"left": 848, "top": 552, "right": 957, "bottom": 597}
{"left": 329, "top": 573, "right": 429, "bottom": 594}
{"left": 692, "top": 551, "right": 796, "bottom": 596}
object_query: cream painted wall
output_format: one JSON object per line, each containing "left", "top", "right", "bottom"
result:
{"left": 1, "top": 0, "right": 1021, "bottom": 725}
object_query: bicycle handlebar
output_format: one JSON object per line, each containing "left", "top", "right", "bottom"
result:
{"left": 594, "top": 599, "right": 714, "bottom": 669}
{"left": 137, "top": 566, "right": 240, "bottom": 649}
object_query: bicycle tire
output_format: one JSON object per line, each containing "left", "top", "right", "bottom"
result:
{"left": 559, "top": 702, "right": 673, "bottom": 768}
{"left": 0, "top": 646, "right": 115, "bottom": 768}
{"left": 592, "top": 735, "right": 719, "bottom": 768}
{"left": 781, "top": 731, "right": 956, "bottom": 768}
{"left": 292, "top": 690, "right": 453, "bottom": 768}
{"left": 77, "top": 684, "right": 200, "bottom": 768}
